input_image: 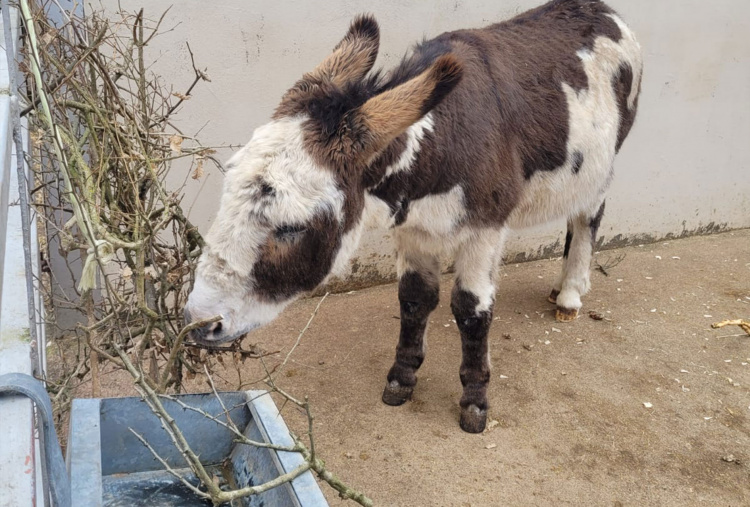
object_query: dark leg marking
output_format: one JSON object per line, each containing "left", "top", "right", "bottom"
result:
{"left": 548, "top": 288, "right": 560, "bottom": 304}
{"left": 382, "top": 271, "right": 439, "bottom": 406}
{"left": 614, "top": 63, "right": 638, "bottom": 153}
{"left": 550, "top": 223, "right": 574, "bottom": 304}
{"left": 563, "top": 227, "right": 573, "bottom": 258}
{"left": 589, "top": 200, "right": 606, "bottom": 245}
{"left": 571, "top": 151, "right": 584, "bottom": 174}
{"left": 394, "top": 198, "right": 410, "bottom": 226}
{"left": 451, "top": 286, "right": 493, "bottom": 433}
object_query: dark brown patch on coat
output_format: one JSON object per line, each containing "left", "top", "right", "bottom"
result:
{"left": 251, "top": 211, "right": 342, "bottom": 302}
{"left": 483, "top": 0, "right": 622, "bottom": 179}
{"left": 258, "top": 0, "right": 640, "bottom": 270}
{"left": 563, "top": 229, "right": 573, "bottom": 258}
{"left": 394, "top": 199, "right": 410, "bottom": 226}
{"left": 571, "top": 151, "right": 584, "bottom": 174}
{"left": 614, "top": 63, "right": 640, "bottom": 153}
{"left": 270, "top": 1, "right": 637, "bottom": 239}
{"left": 589, "top": 200, "right": 606, "bottom": 240}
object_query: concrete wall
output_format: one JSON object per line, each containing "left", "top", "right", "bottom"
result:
{"left": 107, "top": 0, "right": 750, "bottom": 288}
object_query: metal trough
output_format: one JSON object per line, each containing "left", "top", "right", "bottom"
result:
{"left": 67, "top": 390, "right": 328, "bottom": 506}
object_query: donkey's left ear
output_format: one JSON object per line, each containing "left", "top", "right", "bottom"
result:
{"left": 357, "top": 54, "right": 463, "bottom": 161}
{"left": 304, "top": 14, "right": 380, "bottom": 89}
{"left": 275, "top": 15, "right": 380, "bottom": 119}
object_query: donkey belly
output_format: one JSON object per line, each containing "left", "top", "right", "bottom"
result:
{"left": 504, "top": 143, "right": 615, "bottom": 230}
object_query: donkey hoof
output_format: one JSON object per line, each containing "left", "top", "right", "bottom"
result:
{"left": 459, "top": 405, "right": 487, "bottom": 433}
{"left": 548, "top": 289, "right": 560, "bottom": 304}
{"left": 555, "top": 306, "right": 579, "bottom": 322}
{"left": 382, "top": 380, "right": 413, "bottom": 406}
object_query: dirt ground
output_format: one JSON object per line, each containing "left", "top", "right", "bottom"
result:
{"left": 91, "top": 230, "right": 750, "bottom": 506}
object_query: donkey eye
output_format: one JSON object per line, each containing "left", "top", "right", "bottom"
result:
{"left": 274, "top": 225, "right": 307, "bottom": 241}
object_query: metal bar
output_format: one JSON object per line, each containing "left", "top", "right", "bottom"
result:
{"left": 66, "top": 399, "right": 102, "bottom": 506}
{"left": 0, "top": 373, "right": 71, "bottom": 507}
{"left": 2, "top": 0, "right": 38, "bottom": 371}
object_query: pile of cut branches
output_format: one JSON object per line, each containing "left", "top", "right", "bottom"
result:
{"left": 24, "top": 3, "right": 223, "bottom": 400}
{"left": 18, "top": 1, "right": 370, "bottom": 504}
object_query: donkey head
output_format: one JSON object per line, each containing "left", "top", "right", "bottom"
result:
{"left": 184, "top": 15, "right": 462, "bottom": 344}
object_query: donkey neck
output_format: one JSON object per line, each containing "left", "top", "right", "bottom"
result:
{"left": 371, "top": 113, "right": 435, "bottom": 184}
{"left": 363, "top": 113, "right": 438, "bottom": 223}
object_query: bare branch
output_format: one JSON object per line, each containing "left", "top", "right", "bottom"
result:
{"left": 273, "top": 293, "right": 329, "bottom": 381}
{"left": 128, "top": 428, "right": 211, "bottom": 499}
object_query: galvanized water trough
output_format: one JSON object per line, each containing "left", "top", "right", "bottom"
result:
{"left": 68, "top": 389, "right": 328, "bottom": 506}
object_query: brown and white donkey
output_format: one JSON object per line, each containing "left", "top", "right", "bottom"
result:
{"left": 185, "top": 0, "right": 642, "bottom": 432}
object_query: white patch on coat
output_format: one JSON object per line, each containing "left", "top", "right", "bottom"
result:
{"left": 362, "top": 192, "right": 396, "bottom": 230}
{"left": 329, "top": 218, "right": 366, "bottom": 279}
{"left": 369, "top": 185, "right": 469, "bottom": 265}
{"left": 185, "top": 275, "right": 289, "bottom": 339}
{"left": 506, "top": 21, "right": 642, "bottom": 230}
{"left": 453, "top": 227, "right": 508, "bottom": 313}
{"left": 401, "top": 185, "right": 467, "bottom": 236}
{"left": 204, "top": 115, "right": 344, "bottom": 279}
{"left": 385, "top": 113, "right": 434, "bottom": 176}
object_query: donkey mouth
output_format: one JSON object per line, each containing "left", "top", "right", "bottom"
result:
{"left": 186, "top": 324, "right": 260, "bottom": 348}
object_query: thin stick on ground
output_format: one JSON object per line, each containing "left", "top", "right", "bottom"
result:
{"left": 712, "top": 319, "right": 750, "bottom": 336}
{"left": 595, "top": 253, "right": 626, "bottom": 277}
{"left": 272, "top": 292, "right": 329, "bottom": 382}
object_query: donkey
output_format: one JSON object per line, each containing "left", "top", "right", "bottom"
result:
{"left": 184, "top": 0, "right": 642, "bottom": 433}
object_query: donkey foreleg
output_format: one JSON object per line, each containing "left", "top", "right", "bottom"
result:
{"left": 382, "top": 252, "right": 440, "bottom": 406}
{"left": 451, "top": 228, "right": 506, "bottom": 433}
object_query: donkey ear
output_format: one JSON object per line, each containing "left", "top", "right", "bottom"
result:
{"left": 307, "top": 14, "right": 380, "bottom": 88}
{"left": 358, "top": 54, "right": 463, "bottom": 160}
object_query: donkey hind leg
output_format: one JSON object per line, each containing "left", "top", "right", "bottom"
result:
{"left": 451, "top": 228, "right": 506, "bottom": 433}
{"left": 548, "top": 226, "right": 573, "bottom": 304}
{"left": 555, "top": 200, "right": 606, "bottom": 322}
{"left": 382, "top": 253, "right": 440, "bottom": 406}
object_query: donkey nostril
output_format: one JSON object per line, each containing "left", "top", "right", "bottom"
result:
{"left": 211, "top": 322, "right": 223, "bottom": 335}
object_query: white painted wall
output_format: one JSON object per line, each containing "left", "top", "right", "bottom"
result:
{"left": 106, "top": 0, "right": 750, "bottom": 287}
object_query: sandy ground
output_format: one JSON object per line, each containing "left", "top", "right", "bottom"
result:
{"left": 88, "top": 230, "right": 750, "bottom": 506}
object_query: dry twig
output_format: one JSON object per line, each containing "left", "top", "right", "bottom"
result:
{"left": 595, "top": 253, "right": 626, "bottom": 276}
{"left": 712, "top": 319, "right": 750, "bottom": 336}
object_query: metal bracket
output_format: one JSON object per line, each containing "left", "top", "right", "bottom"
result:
{"left": 0, "top": 373, "right": 71, "bottom": 507}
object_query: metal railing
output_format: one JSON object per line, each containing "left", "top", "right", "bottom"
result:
{"left": 0, "top": 4, "right": 49, "bottom": 506}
